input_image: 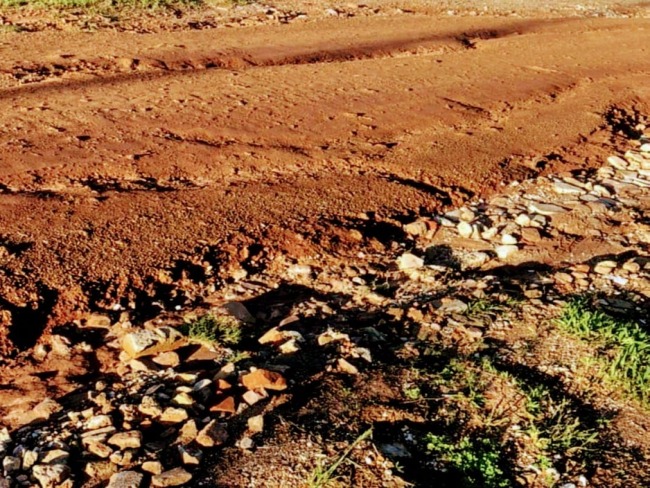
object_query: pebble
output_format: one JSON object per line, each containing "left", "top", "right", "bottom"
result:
{"left": 151, "top": 468, "right": 192, "bottom": 487}
{"left": 32, "top": 464, "right": 71, "bottom": 488}
{"left": 196, "top": 420, "right": 228, "bottom": 448}
{"left": 107, "top": 431, "right": 142, "bottom": 450}
{"left": 515, "top": 214, "right": 531, "bottom": 226}
{"left": 337, "top": 358, "right": 359, "bottom": 375}
{"left": 107, "top": 471, "right": 143, "bottom": 488}
{"left": 554, "top": 180, "right": 584, "bottom": 195}
{"left": 247, "top": 415, "right": 264, "bottom": 434}
{"left": 160, "top": 408, "right": 188, "bottom": 424}
{"left": 528, "top": 202, "right": 568, "bottom": 215}
{"left": 501, "top": 233, "right": 518, "bottom": 245}
{"left": 457, "top": 221, "right": 473, "bottom": 238}
{"left": 121, "top": 327, "right": 186, "bottom": 359}
{"left": 396, "top": 253, "right": 424, "bottom": 270}
{"left": 241, "top": 369, "right": 287, "bottom": 391}
{"left": 607, "top": 155, "right": 629, "bottom": 169}
{"left": 495, "top": 244, "right": 518, "bottom": 260}
{"left": 141, "top": 461, "right": 163, "bottom": 475}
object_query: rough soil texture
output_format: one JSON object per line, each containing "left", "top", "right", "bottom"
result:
{"left": 0, "top": 1, "right": 649, "bottom": 486}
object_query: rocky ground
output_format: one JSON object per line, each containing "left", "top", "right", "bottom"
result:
{"left": 1, "top": 116, "right": 649, "bottom": 487}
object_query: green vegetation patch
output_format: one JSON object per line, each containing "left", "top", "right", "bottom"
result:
{"left": 557, "top": 297, "right": 650, "bottom": 404}
{"left": 425, "top": 434, "right": 509, "bottom": 488}
{"left": 181, "top": 313, "right": 242, "bottom": 347}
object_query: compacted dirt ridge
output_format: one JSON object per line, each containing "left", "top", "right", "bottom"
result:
{"left": 0, "top": 1, "right": 649, "bottom": 487}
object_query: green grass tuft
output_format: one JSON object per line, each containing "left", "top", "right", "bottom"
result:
{"left": 557, "top": 298, "right": 650, "bottom": 404}
{"left": 181, "top": 313, "right": 242, "bottom": 347}
{"left": 308, "top": 428, "right": 373, "bottom": 488}
{"left": 425, "top": 434, "right": 509, "bottom": 488}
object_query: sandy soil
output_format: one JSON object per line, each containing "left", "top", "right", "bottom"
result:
{"left": 0, "top": 0, "right": 649, "bottom": 437}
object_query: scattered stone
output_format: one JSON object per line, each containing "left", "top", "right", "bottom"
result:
{"left": 176, "top": 420, "right": 198, "bottom": 446}
{"left": 86, "top": 441, "right": 113, "bottom": 458}
{"left": 247, "top": 415, "right": 264, "bottom": 434}
{"left": 241, "top": 390, "right": 266, "bottom": 406}
{"left": 141, "top": 461, "right": 163, "bottom": 475}
{"left": 85, "top": 415, "right": 113, "bottom": 431}
{"left": 138, "top": 396, "right": 163, "bottom": 418}
{"left": 515, "top": 213, "right": 531, "bottom": 226}
{"left": 403, "top": 220, "right": 428, "bottom": 236}
{"left": 32, "top": 464, "right": 71, "bottom": 488}
{"left": 152, "top": 351, "right": 181, "bottom": 368}
{"left": 172, "top": 392, "right": 194, "bottom": 407}
{"left": 457, "top": 221, "right": 473, "bottom": 238}
{"left": 160, "top": 408, "right": 188, "bottom": 424}
{"left": 501, "top": 233, "right": 518, "bottom": 245}
{"left": 594, "top": 261, "right": 617, "bottom": 275}
{"left": 317, "top": 329, "right": 350, "bottom": 346}
{"left": 121, "top": 327, "right": 186, "bottom": 359}
{"left": 41, "top": 449, "right": 70, "bottom": 464}
{"left": 287, "top": 264, "right": 312, "bottom": 278}
{"left": 210, "top": 396, "right": 237, "bottom": 414}
{"left": 22, "top": 450, "right": 38, "bottom": 470}
{"left": 241, "top": 369, "right": 287, "bottom": 391}
{"left": 554, "top": 180, "right": 584, "bottom": 195}
{"left": 222, "top": 301, "right": 255, "bottom": 324}
{"left": 528, "top": 202, "right": 568, "bottom": 215}
{"left": 151, "top": 468, "right": 192, "bottom": 487}
{"left": 238, "top": 437, "right": 255, "bottom": 450}
{"left": 279, "top": 339, "right": 301, "bottom": 354}
{"left": 178, "top": 445, "right": 203, "bottom": 466}
{"left": 495, "top": 244, "right": 518, "bottom": 260}
{"left": 337, "top": 358, "right": 359, "bottom": 375}
{"left": 396, "top": 253, "right": 424, "bottom": 270}
{"left": 85, "top": 460, "right": 117, "bottom": 480}
{"left": 107, "top": 471, "right": 143, "bottom": 488}
{"left": 107, "top": 431, "right": 142, "bottom": 450}
{"left": 521, "top": 227, "right": 542, "bottom": 243}
{"left": 196, "top": 420, "right": 228, "bottom": 448}
{"left": 607, "top": 155, "right": 629, "bottom": 169}
{"left": 3, "top": 456, "right": 20, "bottom": 475}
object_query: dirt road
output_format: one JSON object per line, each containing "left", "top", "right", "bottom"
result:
{"left": 0, "top": 9, "right": 649, "bottom": 353}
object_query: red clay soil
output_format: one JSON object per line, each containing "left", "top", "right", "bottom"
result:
{"left": 0, "top": 9, "right": 649, "bottom": 355}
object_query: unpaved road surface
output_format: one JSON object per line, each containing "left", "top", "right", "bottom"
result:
{"left": 0, "top": 6, "right": 649, "bottom": 352}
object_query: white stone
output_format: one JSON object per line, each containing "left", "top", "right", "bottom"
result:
{"left": 641, "top": 143, "right": 650, "bottom": 152}
{"left": 501, "top": 233, "right": 518, "bottom": 245}
{"left": 554, "top": 180, "right": 584, "bottom": 195}
{"left": 528, "top": 202, "right": 567, "bottom": 216}
{"left": 607, "top": 155, "right": 629, "bottom": 170}
{"left": 396, "top": 253, "right": 424, "bottom": 270}
{"left": 457, "top": 221, "right": 473, "bottom": 238}
{"left": 495, "top": 245, "right": 518, "bottom": 260}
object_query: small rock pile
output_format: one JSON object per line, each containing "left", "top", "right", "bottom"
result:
{"left": 400, "top": 135, "right": 650, "bottom": 301}
{"left": 0, "top": 311, "right": 288, "bottom": 488}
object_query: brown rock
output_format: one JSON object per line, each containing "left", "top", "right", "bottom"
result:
{"left": 160, "top": 408, "right": 188, "bottom": 424}
{"left": 209, "top": 396, "right": 236, "bottom": 414}
{"left": 152, "top": 351, "right": 180, "bottom": 368}
{"left": 107, "top": 471, "right": 143, "bottom": 488}
{"left": 196, "top": 420, "right": 228, "bottom": 448}
{"left": 107, "top": 431, "right": 142, "bottom": 450}
{"left": 151, "top": 468, "right": 192, "bottom": 487}
{"left": 520, "top": 227, "right": 542, "bottom": 243}
{"left": 241, "top": 369, "right": 287, "bottom": 391}
{"left": 176, "top": 420, "right": 198, "bottom": 446}
{"left": 141, "top": 461, "right": 163, "bottom": 475}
